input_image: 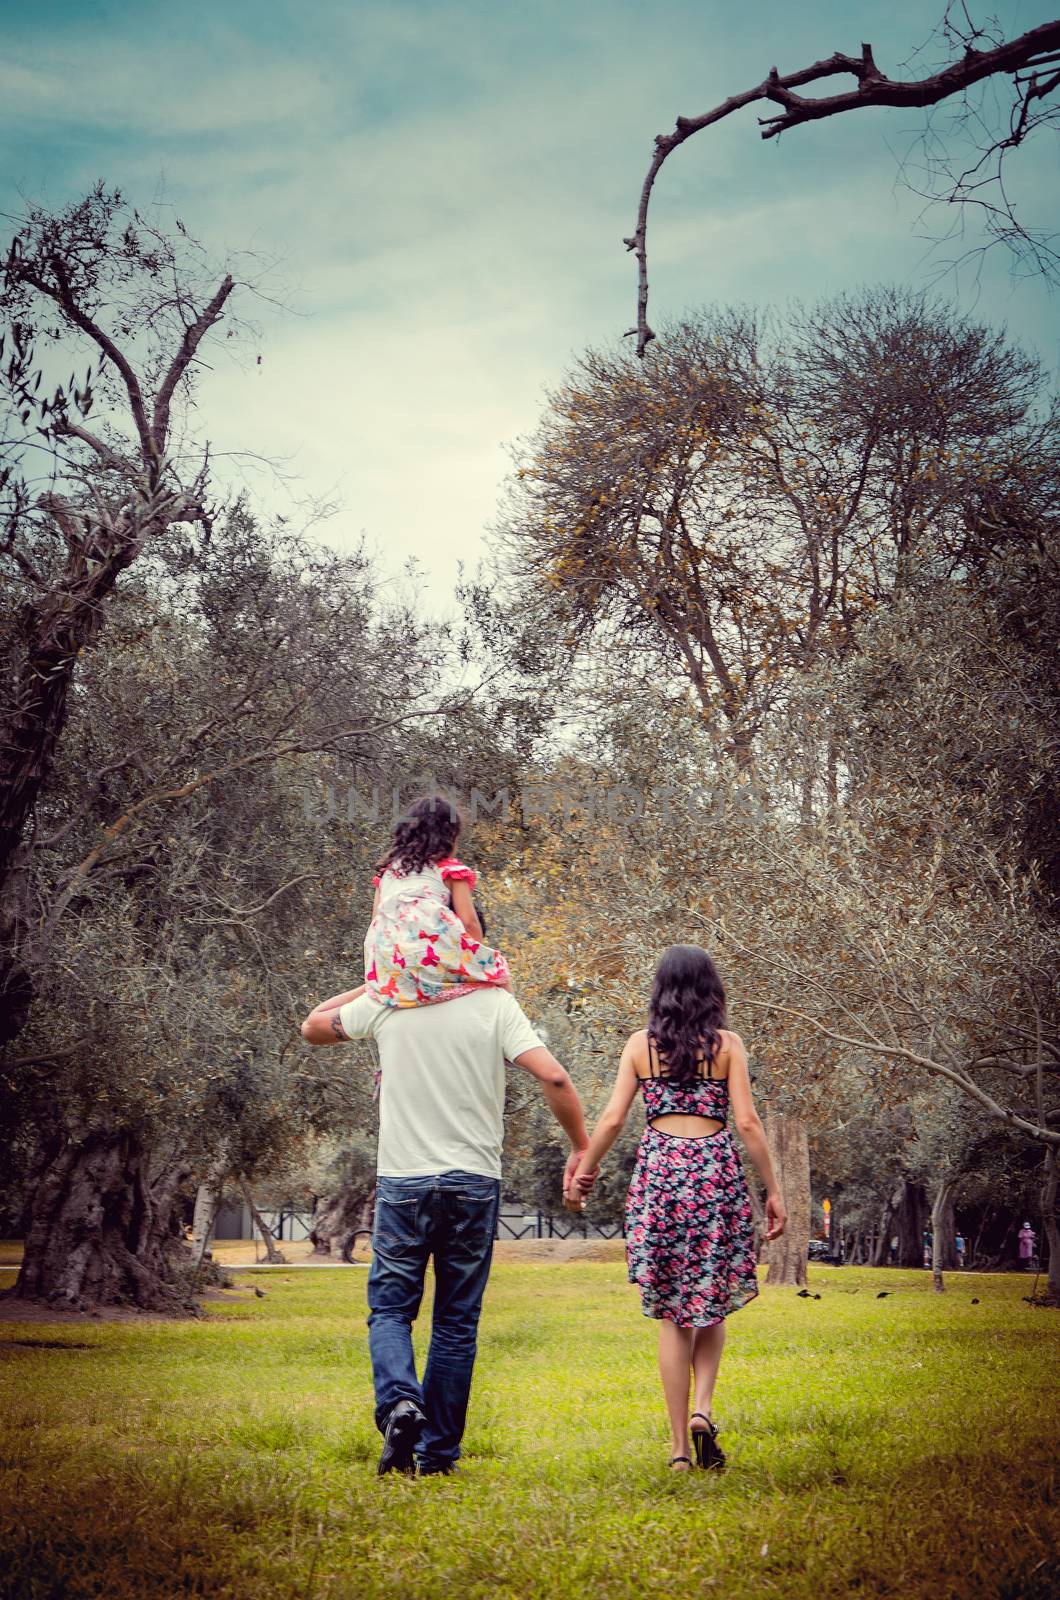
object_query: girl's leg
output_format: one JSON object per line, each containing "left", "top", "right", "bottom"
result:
{"left": 307, "top": 985, "right": 365, "bottom": 1019}
{"left": 691, "top": 1321, "right": 726, "bottom": 1421}
{"left": 657, "top": 1320, "right": 695, "bottom": 1462}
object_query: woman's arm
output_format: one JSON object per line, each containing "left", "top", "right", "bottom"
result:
{"left": 565, "top": 1035, "right": 643, "bottom": 1209}
{"left": 448, "top": 878, "right": 484, "bottom": 941}
{"left": 726, "top": 1034, "right": 787, "bottom": 1241}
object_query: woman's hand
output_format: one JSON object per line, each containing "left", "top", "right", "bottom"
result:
{"left": 563, "top": 1148, "right": 597, "bottom": 1195}
{"left": 764, "top": 1189, "right": 787, "bottom": 1241}
{"left": 563, "top": 1166, "right": 597, "bottom": 1213}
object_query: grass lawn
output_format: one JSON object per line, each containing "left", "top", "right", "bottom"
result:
{"left": 1, "top": 1260, "right": 1057, "bottom": 1599}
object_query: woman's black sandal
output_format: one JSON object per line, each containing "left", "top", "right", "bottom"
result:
{"left": 690, "top": 1413, "right": 726, "bottom": 1471}
{"left": 669, "top": 1454, "right": 693, "bottom": 1470}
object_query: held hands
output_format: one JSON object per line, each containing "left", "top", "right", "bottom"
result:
{"left": 764, "top": 1189, "right": 787, "bottom": 1242}
{"left": 563, "top": 1148, "right": 598, "bottom": 1213}
{"left": 563, "top": 1174, "right": 594, "bottom": 1214}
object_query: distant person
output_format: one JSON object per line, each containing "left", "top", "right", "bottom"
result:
{"left": 565, "top": 945, "right": 785, "bottom": 1473}
{"left": 1018, "top": 1221, "right": 1037, "bottom": 1271}
{"left": 889, "top": 1234, "right": 899, "bottom": 1265}
{"left": 923, "top": 1229, "right": 932, "bottom": 1268}
{"left": 300, "top": 980, "right": 592, "bottom": 1476}
{"left": 955, "top": 1233, "right": 966, "bottom": 1269}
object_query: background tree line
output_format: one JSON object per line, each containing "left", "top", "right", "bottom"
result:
{"left": 1, "top": 192, "right": 1056, "bottom": 1309}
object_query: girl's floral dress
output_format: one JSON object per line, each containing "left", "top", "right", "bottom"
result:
{"left": 625, "top": 1047, "right": 759, "bottom": 1328}
{"left": 364, "top": 856, "right": 510, "bottom": 1008}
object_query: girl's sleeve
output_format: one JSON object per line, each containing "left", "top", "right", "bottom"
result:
{"left": 438, "top": 857, "right": 477, "bottom": 889}
{"left": 372, "top": 873, "right": 382, "bottom": 887}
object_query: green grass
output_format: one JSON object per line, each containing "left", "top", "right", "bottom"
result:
{"left": 1, "top": 1263, "right": 1057, "bottom": 1599}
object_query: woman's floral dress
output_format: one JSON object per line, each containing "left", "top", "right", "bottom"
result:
{"left": 625, "top": 1049, "right": 759, "bottom": 1328}
{"left": 364, "top": 856, "right": 510, "bottom": 1007}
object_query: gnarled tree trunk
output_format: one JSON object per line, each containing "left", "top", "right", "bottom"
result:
{"left": 877, "top": 1178, "right": 929, "bottom": 1268}
{"left": 9, "top": 1131, "right": 194, "bottom": 1311}
{"left": 931, "top": 1178, "right": 957, "bottom": 1293}
{"left": 191, "top": 1144, "right": 232, "bottom": 1268}
{"left": 871, "top": 1196, "right": 892, "bottom": 1266}
{"left": 761, "top": 1111, "right": 810, "bottom": 1287}
{"left": 309, "top": 1179, "right": 376, "bottom": 1259}
{"left": 238, "top": 1176, "right": 285, "bottom": 1263}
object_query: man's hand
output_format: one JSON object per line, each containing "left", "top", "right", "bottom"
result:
{"left": 563, "top": 1148, "right": 597, "bottom": 1195}
{"left": 563, "top": 1149, "right": 598, "bottom": 1212}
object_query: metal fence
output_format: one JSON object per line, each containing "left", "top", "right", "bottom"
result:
{"left": 495, "top": 1211, "right": 623, "bottom": 1242}
{"left": 220, "top": 1204, "right": 622, "bottom": 1246}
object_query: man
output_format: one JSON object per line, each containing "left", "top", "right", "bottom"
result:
{"left": 300, "top": 984, "right": 593, "bottom": 1477}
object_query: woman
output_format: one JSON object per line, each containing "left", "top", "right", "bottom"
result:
{"left": 566, "top": 945, "right": 785, "bottom": 1471}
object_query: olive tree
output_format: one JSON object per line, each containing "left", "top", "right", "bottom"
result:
{"left": 1, "top": 507, "right": 468, "bottom": 1309}
{"left": 1, "top": 187, "right": 243, "bottom": 1041}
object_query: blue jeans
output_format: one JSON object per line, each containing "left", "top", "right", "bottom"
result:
{"left": 367, "top": 1170, "right": 500, "bottom": 1470}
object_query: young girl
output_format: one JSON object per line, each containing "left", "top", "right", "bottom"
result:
{"left": 363, "top": 795, "right": 510, "bottom": 1008}
{"left": 299, "top": 799, "right": 510, "bottom": 1062}
{"left": 566, "top": 944, "right": 785, "bottom": 1472}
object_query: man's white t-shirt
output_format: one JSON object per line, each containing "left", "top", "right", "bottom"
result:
{"left": 338, "top": 988, "right": 544, "bottom": 1179}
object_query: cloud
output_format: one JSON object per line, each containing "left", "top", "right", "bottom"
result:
{"left": 2, "top": 0, "right": 1055, "bottom": 605}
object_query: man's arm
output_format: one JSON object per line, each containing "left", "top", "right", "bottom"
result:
{"left": 300, "top": 988, "right": 368, "bottom": 1046}
{"left": 512, "top": 1045, "right": 594, "bottom": 1195}
{"left": 300, "top": 1006, "right": 352, "bottom": 1046}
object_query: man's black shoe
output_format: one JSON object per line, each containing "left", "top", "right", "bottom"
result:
{"left": 417, "top": 1459, "right": 459, "bottom": 1477}
{"left": 377, "top": 1400, "right": 425, "bottom": 1476}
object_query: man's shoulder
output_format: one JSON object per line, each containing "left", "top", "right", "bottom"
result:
{"left": 360, "top": 987, "right": 536, "bottom": 1043}
{"left": 338, "top": 994, "right": 388, "bottom": 1040}
{"left": 481, "top": 987, "right": 538, "bottom": 1030}
{"left": 486, "top": 986, "right": 523, "bottom": 1014}
{"left": 437, "top": 987, "right": 527, "bottom": 1028}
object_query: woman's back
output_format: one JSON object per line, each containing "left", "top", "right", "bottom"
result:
{"left": 636, "top": 1028, "right": 731, "bottom": 1138}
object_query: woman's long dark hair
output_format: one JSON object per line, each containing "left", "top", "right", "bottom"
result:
{"left": 647, "top": 945, "right": 727, "bottom": 1081}
{"left": 376, "top": 795, "right": 462, "bottom": 876}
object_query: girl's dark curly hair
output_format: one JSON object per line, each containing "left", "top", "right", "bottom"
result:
{"left": 376, "top": 795, "right": 462, "bottom": 877}
{"left": 647, "top": 944, "right": 727, "bottom": 1082}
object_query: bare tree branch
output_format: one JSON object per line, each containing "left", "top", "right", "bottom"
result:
{"left": 196, "top": 874, "right": 320, "bottom": 925}
{"left": 626, "top": 19, "right": 1060, "bottom": 355}
{"left": 739, "top": 997, "right": 1060, "bottom": 1147}
{"left": 151, "top": 275, "right": 234, "bottom": 457}
{"left": 52, "top": 420, "right": 130, "bottom": 474}
{"left": 26, "top": 257, "right": 155, "bottom": 458}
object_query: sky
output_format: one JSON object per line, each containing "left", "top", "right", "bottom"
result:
{"left": 2, "top": 0, "right": 1058, "bottom": 608}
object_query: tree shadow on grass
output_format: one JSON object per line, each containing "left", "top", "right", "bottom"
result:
{"left": 0, "top": 1454, "right": 320, "bottom": 1600}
